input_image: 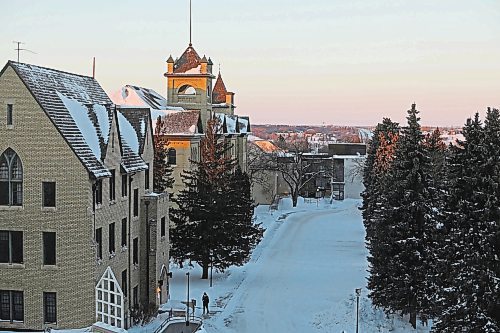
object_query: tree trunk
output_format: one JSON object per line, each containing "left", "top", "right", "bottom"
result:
{"left": 201, "top": 261, "right": 209, "bottom": 279}
{"left": 409, "top": 294, "right": 417, "bottom": 329}
{"left": 292, "top": 191, "right": 299, "bottom": 207}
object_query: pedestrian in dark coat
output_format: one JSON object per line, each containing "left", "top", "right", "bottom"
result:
{"left": 202, "top": 292, "right": 209, "bottom": 314}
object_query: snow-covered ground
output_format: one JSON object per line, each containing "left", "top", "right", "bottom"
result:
{"left": 141, "top": 197, "right": 431, "bottom": 333}
{"left": 46, "top": 197, "right": 431, "bottom": 333}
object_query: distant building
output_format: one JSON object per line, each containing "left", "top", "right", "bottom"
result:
{"left": 328, "top": 143, "right": 366, "bottom": 200}
{"left": 0, "top": 61, "right": 169, "bottom": 330}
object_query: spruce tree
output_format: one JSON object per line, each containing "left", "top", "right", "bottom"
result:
{"left": 170, "top": 117, "right": 263, "bottom": 279}
{"left": 381, "top": 104, "right": 435, "bottom": 327}
{"left": 362, "top": 118, "right": 401, "bottom": 310}
{"left": 433, "top": 111, "right": 500, "bottom": 332}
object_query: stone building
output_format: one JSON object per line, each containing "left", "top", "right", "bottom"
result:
{"left": 111, "top": 45, "right": 251, "bottom": 196}
{"left": 0, "top": 61, "right": 170, "bottom": 331}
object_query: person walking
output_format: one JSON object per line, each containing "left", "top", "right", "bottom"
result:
{"left": 202, "top": 292, "right": 209, "bottom": 314}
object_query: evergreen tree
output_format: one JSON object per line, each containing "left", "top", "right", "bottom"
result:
{"left": 379, "top": 104, "right": 435, "bottom": 327}
{"left": 362, "top": 118, "right": 401, "bottom": 310}
{"left": 433, "top": 111, "right": 500, "bottom": 332}
{"left": 170, "top": 117, "right": 263, "bottom": 279}
{"left": 153, "top": 116, "right": 174, "bottom": 192}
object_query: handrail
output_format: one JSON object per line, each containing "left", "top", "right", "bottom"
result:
{"left": 153, "top": 314, "right": 203, "bottom": 333}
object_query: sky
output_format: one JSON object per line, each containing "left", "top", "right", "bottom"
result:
{"left": 1, "top": 0, "right": 500, "bottom": 126}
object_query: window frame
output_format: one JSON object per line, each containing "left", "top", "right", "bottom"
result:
{"left": 109, "top": 223, "right": 115, "bottom": 254}
{"left": 121, "top": 218, "right": 127, "bottom": 248}
{"left": 42, "top": 232, "right": 56, "bottom": 266}
{"left": 95, "top": 180, "right": 103, "bottom": 205}
{"left": 145, "top": 164, "right": 150, "bottom": 190}
{"left": 96, "top": 228, "right": 102, "bottom": 260}
{"left": 43, "top": 292, "right": 57, "bottom": 324}
{"left": 0, "top": 148, "right": 23, "bottom": 207}
{"left": 167, "top": 148, "right": 177, "bottom": 165}
{"left": 0, "top": 230, "right": 23, "bottom": 264}
{"left": 0, "top": 290, "right": 24, "bottom": 323}
{"left": 121, "top": 269, "right": 127, "bottom": 297}
{"left": 6, "top": 104, "right": 13, "bottom": 126}
{"left": 109, "top": 170, "right": 116, "bottom": 202}
{"left": 160, "top": 217, "right": 166, "bottom": 238}
{"left": 42, "top": 182, "right": 56, "bottom": 208}
{"left": 132, "top": 238, "right": 138, "bottom": 265}
{"left": 121, "top": 174, "right": 127, "bottom": 197}
{"left": 133, "top": 189, "right": 138, "bottom": 217}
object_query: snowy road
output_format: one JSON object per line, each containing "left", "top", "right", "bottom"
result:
{"left": 208, "top": 200, "right": 368, "bottom": 333}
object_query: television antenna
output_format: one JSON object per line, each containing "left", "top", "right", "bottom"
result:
{"left": 13, "top": 41, "right": 37, "bottom": 62}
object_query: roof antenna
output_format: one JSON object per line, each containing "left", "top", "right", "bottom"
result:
{"left": 189, "top": 0, "right": 192, "bottom": 46}
{"left": 92, "top": 57, "right": 96, "bottom": 79}
{"left": 13, "top": 41, "right": 37, "bottom": 62}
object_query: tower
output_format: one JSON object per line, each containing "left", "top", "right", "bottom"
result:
{"left": 164, "top": 46, "right": 215, "bottom": 129}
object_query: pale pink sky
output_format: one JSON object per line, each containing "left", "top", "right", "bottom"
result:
{"left": 1, "top": 0, "right": 499, "bottom": 126}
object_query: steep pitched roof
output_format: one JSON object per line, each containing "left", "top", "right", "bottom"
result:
{"left": 162, "top": 111, "right": 202, "bottom": 135}
{"left": 8, "top": 61, "right": 112, "bottom": 178}
{"left": 174, "top": 45, "right": 201, "bottom": 74}
{"left": 212, "top": 72, "right": 228, "bottom": 104}
{"left": 117, "top": 107, "right": 151, "bottom": 155}
{"left": 6, "top": 61, "right": 148, "bottom": 178}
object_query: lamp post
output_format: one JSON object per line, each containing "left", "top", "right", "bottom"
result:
{"left": 185, "top": 272, "right": 190, "bottom": 326}
{"left": 355, "top": 288, "right": 361, "bottom": 333}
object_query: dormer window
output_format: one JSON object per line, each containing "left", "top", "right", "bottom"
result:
{"left": 178, "top": 85, "right": 196, "bottom": 95}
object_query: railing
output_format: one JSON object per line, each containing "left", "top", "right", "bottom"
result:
{"left": 153, "top": 313, "right": 203, "bottom": 333}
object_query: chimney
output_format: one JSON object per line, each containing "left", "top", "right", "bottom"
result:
{"left": 200, "top": 55, "right": 208, "bottom": 74}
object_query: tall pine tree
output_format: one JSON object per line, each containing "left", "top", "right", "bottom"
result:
{"left": 170, "top": 117, "right": 263, "bottom": 278}
{"left": 433, "top": 111, "right": 500, "bottom": 332}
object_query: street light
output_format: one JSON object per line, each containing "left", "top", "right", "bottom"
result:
{"left": 186, "top": 272, "right": 190, "bottom": 326}
{"left": 355, "top": 288, "right": 362, "bottom": 333}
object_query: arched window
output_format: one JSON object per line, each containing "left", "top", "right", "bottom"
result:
{"left": 0, "top": 148, "right": 23, "bottom": 206}
{"left": 167, "top": 148, "right": 176, "bottom": 165}
{"left": 178, "top": 85, "right": 196, "bottom": 95}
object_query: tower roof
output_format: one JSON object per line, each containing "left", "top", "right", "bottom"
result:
{"left": 212, "top": 72, "right": 228, "bottom": 104}
{"left": 174, "top": 44, "right": 201, "bottom": 73}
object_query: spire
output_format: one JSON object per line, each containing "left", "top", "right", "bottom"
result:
{"left": 167, "top": 55, "right": 174, "bottom": 63}
{"left": 189, "top": 0, "right": 192, "bottom": 46}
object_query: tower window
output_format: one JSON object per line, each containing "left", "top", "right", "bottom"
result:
{"left": 178, "top": 85, "right": 196, "bottom": 95}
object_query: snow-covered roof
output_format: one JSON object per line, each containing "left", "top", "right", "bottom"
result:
{"left": 109, "top": 85, "right": 183, "bottom": 111}
{"left": 174, "top": 45, "right": 202, "bottom": 74}
{"left": 214, "top": 113, "right": 251, "bottom": 135}
{"left": 8, "top": 61, "right": 112, "bottom": 178}
{"left": 159, "top": 110, "right": 202, "bottom": 135}
{"left": 5, "top": 61, "right": 148, "bottom": 178}
{"left": 252, "top": 140, "right": 281, "bottom": 153}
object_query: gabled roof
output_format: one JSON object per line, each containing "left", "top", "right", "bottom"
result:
{"left": 214, "top": 113, "right": 250, "bottom": 135}
{"left": 4, "top": 61, "right": 148, "bottom": 178}
{"left": 174, "top": 45, "right": 201, "bottom": 74}
{"left": 212, "top": 72, "right": 228, "bottom": 104}
{"left": 7, "top": 61, "right": 112, "bottom": 178}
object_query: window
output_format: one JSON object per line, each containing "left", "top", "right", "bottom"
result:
{"left": 178, "top": 84, "right": 196, "bottom": 95}
{"left": 95, "top": 180, "right": 103, "bottom": 205}
{"left": 0, "top": 148, "right": 23, "bottom": 206}
{"left": 43, "top": 232, "right": 56, "bottom": 266}
{"left": 0, "top": 231, "right": 23, "bottom": 264}
{"left": 133, "top": 286, "right": 138, "bottom": 307}
{"left": 0, "top": 290, "right": 23, "bottom": 322}
{"left": 121, "top": 270, "right": 127, "bottom": 297}
{"left": 109, "top": 223, "right": 115, "bottom": 254}
{"left": 332, "top": 183, "right": 345, "bottom": 200}
{"left": 121, "top": 175, "right": 127, "bottom": 197}
{"left": 121, "top": 218, "right": 127, "bottom": 247}
{"left": 167, "top": 148, "right": 176, "bottom": 165}
{"left": 133, "top": 238, "right": 138, "bottom": 265}
{"left": 145, "top": 164, "right": 150, "bottom": 190}
{"left": 161, "top": 217, "right": 166, "bottom": 237}
{"left": 96, "top": 228, "right": 102, "bottom": 260}
{"left": 42, "top": 182, "right": 56, "bottom": 208}
{"left": 43, "top": 292, "right": 56, "bottom": 324}
{"left": 109, "top": 170, "right": 116, "bottom": 201}
{"left": 6, "top": 104, "right": 13, "bottom": 126}
{"left": 133, "top": 189, "right": 138, "bottom": 217}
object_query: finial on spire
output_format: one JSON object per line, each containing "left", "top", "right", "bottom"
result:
{"left": 218, "top": 63, "right": 221, "bottom": 74}
{"left": 189, "top": 0, "right": 192, "bottom": 46}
